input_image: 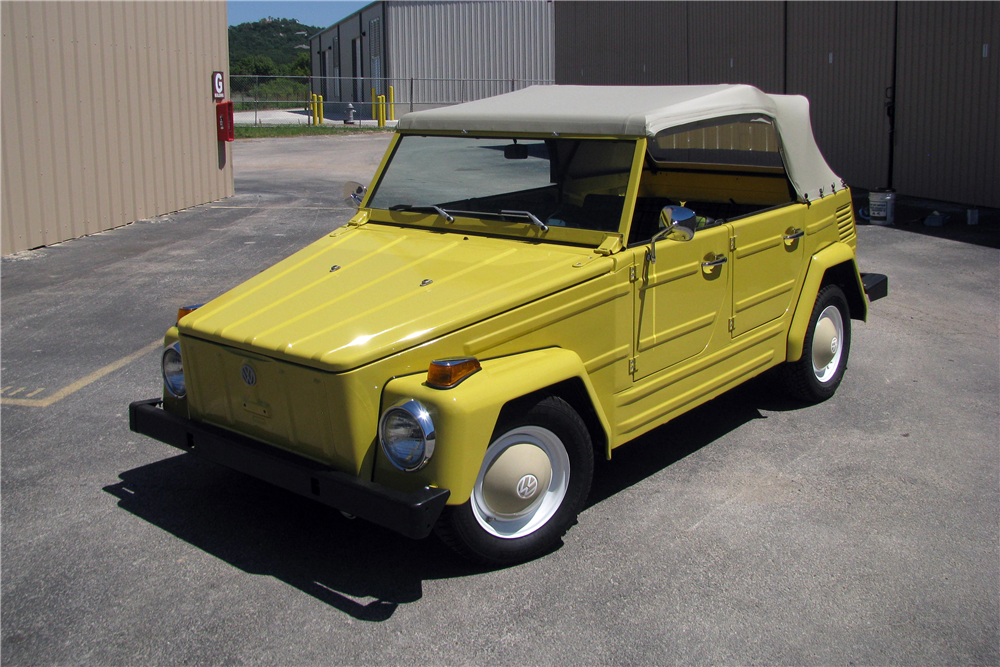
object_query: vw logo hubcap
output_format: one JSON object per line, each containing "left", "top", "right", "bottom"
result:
{"left": 516, "top": 474, "right": 539, "bottom": 499}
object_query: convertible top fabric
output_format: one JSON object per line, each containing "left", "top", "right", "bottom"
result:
{"left": 397, "top": 85, "right": 844, "bottom": 203}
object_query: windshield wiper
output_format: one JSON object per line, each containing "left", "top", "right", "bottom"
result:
{"left": 392, "top": 205, "right": 549, "bottom": 233}
{"left": 500, "top": 210, "right": 548, "bottom": 232}
{"left": 389, "top": 204, "right": 455, "bottom": 222}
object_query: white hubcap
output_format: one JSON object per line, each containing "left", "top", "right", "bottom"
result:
{"left": 812, "top": 306, "right": 845, "bottom": 383}
{"left": 472, "top": 426, "right": 570, "bottom": 540}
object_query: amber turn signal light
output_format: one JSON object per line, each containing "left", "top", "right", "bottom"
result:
{"left": 427, "top": 357, "right": 481, "bottom": 389}
{"left": 176, "top": 303, "right": 205, "bottom": 323}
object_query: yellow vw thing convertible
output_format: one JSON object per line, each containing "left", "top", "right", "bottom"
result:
{"left": 131, "top": 85, "right": 887, "bottom": 564}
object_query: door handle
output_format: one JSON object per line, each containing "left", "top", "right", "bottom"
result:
{"left": 783, "top": 228, "right": 805, "bottom": 240}
{"left": 702, "top": 254, "right": 728, "bottom": 268}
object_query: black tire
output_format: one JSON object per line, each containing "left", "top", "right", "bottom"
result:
{"left": 435, "top": 395, "right": 594, "bottom": 566}
{"left": 782, "top": 284, "right": 852, "bottom": 403}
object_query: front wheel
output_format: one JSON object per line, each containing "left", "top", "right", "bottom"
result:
{"left": 782, "top": 284, "right": 852, "bottom": 403}
{"left": 436, "top": 395, "right": 594, "bottom": 565}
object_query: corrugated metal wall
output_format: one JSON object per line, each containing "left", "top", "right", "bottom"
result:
{"left": 786, "top": 2, "right": 896, "bottom": 193}
{"left": 554, "top": 1, "right": 688, "bottom": 85}
{"left": 688, "top": 2, "right": 785, "bottom": 92}
{"left": 554, "top": 0, "right": 999, "bottom": 208}
{"left": 553, "top": 2, "right": 782, "bottom": 89}
{"left": 894, "top": 2, "right": 999, "bottom": 208}
{"left": 386, "top": 0, "right": 554, "bottom": 105}
{"left": 1, "top": 1, "right": 233, "bottom": 255}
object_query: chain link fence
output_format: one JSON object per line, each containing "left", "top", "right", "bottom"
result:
{"left": 230, "top": 75, "right": 554, "bottom": 126}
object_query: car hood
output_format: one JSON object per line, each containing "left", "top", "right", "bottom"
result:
{"left": 179, "top": 223, "right": 610, "bottom": 372}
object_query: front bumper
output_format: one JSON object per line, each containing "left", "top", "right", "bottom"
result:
{"left": 128, "top": 399, "right": 450, "bottom": 539}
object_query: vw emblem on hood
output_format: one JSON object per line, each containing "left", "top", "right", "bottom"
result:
{"left": 240, "top": 364, "right": 257, "bottom": 387}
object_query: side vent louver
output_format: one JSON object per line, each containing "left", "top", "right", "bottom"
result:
{"left": 836, "top": 204, "right": 856, "bottom": 244}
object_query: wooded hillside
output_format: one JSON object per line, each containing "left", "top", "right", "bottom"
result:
{"left": 229, "top": 17, "right": 322, "bottom": 75}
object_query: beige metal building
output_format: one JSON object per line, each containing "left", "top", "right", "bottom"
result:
{"left": 309, "top": 0, "right": 554, "bottom": 116}
{"left": 555, "top": 1, "right": 999, "bottom": 209}
{"left": 1, "top": 1, "right": 234, "bottom": 255}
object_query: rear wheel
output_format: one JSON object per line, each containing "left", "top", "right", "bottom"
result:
{"left": 436, "top": 395, "right": 594, "bottom": 565}
{"left": 782, "top": 284, "right": 852, "bottom": 402}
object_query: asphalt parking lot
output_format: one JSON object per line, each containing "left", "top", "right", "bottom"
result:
{"left": 2, "top": 133, "right": 998, "bottom": 666}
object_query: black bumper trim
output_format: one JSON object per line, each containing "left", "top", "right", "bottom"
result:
{"left": 861, "top": 272, "right": 888, "bottom": 302}
{"left": 128, "top": 399, "right": 450, "bottom": 539}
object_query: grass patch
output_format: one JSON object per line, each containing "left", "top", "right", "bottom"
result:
{"left": 234, "top": 125, "right": 393, "bottom": 139}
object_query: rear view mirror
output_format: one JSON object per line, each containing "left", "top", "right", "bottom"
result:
{"left": 659, "top": 214, "right": 695, "bottom": 243}
{"left": 659, "top": 206, "right": 696, "bottom": 242}
{"left": 504, "top": 144, "right": 529, "bottom": 160}
{"left": 343, "top": 181, "right": 367, "bottom": 208}
{"left": 648, "top": 206, "right": 695, "bottom": 264}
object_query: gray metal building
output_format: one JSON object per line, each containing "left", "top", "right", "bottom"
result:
{"left": 309, "top": 0, "right": 554, "bottom": 116}
{"left": 1, "top": 1, "right": 234, "bottom": 255}
{"left": 555, "top": 1, "right": 999, "bottom": 209}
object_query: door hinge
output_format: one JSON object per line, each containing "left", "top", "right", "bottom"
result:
{"left": 628, "top": 358, "right": 636, "bottom": 374}
{"left": 729, "top": 237, "right": 736, "bottom": 252}
{"left": 728, "top": 317, "right": 735, "bottom": 332}
{"left": 629, "top": 266, "right": 637, "bottom": 282}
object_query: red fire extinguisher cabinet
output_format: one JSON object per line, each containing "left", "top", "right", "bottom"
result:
{"left": 216, "top": 101, "right": 234, "bottom": 142}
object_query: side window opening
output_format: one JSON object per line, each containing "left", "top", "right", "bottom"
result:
{"left": 628, "top": 115, "right": 796, "bottom": 246}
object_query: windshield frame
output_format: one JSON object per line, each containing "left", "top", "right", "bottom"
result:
{"left": 360, "top": 131, "right": 645, "bottom": 249}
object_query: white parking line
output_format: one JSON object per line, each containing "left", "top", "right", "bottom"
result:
{"left": 1, "top": 341, "right": 161, "bottom": 408}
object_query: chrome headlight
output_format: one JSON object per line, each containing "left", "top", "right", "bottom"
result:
{"left": 378, "top": 399, "right": 435, "bottom": 471}
{"left": 161, "top": 342, "right": 186, "bottom": 398}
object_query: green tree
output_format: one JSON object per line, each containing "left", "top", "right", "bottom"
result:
{"left": 233, "top": 54, "right": 277, "bottom": 76}
{"left": 289, "top": 52, "right": 311, "bottom": 77}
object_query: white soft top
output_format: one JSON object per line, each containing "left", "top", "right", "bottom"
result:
{"left": 397, "top": 84, "right": 843, "bottom": 202}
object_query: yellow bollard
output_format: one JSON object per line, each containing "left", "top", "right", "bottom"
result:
{"left": 378, "top": 95, "right": 386, "bottom": 127}
{"left": 388, "top": 86, "right": 395, "bottom": 121}
{"left": 310, "top": 93, "right": 317, "bottom": 126}
{"left": 318, "top": 94, "right": 324, "bottom": 125}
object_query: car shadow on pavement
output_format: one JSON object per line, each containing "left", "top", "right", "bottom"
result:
{"left": 588, "top": 371, "right": 801, "bottom": 507}
{"left": 105, "top": 373, "right": 804, "bottom": 621}
{"left": 103, "top": 457, "right": 490, "bottom": 622}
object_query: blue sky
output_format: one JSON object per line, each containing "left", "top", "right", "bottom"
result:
{"left": 227, "top": 1, "right": 370, "bottom": 30}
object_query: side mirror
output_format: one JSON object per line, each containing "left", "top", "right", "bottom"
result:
{"left": 647, "top": 207, "right": 695, "bottom": 264}
{"left": 343, "top": 181, "right": 367, "bottom": 208}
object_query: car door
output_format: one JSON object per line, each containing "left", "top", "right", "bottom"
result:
{"left": 728, "top": 204, "right": 806, "bottom": 338}
{"left": 632, "top": 223, "right": 731, "bottom": 381}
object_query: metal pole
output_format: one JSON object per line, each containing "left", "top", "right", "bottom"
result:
{"left": 409, "top": 77, "right": 414, "bottom": 113}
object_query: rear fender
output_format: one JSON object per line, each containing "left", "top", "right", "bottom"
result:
{"left": 786, "top": 243, "right": 867, "bottom": 363}
{"left": 376, "top": 348, "right": 610, "bottom": 505}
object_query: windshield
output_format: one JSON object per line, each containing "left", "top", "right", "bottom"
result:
{"left": 368, "top": 135, "right": 636, "bottom": 233}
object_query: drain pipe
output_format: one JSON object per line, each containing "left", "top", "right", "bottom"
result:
{"left": 886, "top": 0, "right": 899, "bottom": 190}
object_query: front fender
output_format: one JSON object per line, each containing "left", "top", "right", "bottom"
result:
{"left": 374, "top": 348, "right": 609, "bottom": 505}
{"left": 786, "top": 242, "right": 867, "bottom": 363}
